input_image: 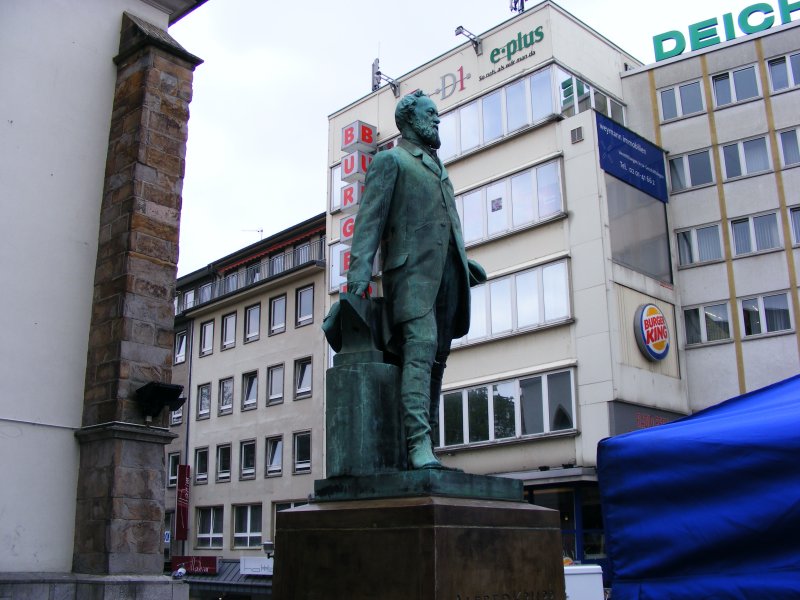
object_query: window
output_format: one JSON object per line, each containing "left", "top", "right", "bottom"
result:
{"left": 196, "top": 506, "right": 223, "bottom": 548}
{"left": 245, "top": 304, "right": 260, "bottom": 342}
{"left": 197, "top": 383, "right": 211, "bottom": 419}
{"left": 224, "top": 272, "right": 238, "bottom": 294}
{"left": 242, "top": 371, "right": 258, "bottom": 410}
{"left": 677, "top": 224, "right": 723, "bottom": 265}
{"left": 791, "top": 207, "right": 800, "bottom": 244}
{"left": 296, "top": 241, "right": 311, "bottom": 265}
{"left": 722, "top": 137, "right": 770, "bottom": 179}
{"left": 267, "top": 364, "right": 284, "bottom": 405}
{"left": 731, "top": 212, "right": 780, "bottom": 255}
{"left": 218, "top": 377, "right": 233, "bottom": 415}
{"left": 293, "top": 431, "right": 311, "bottom": 474}
{"left": 712, "top": 65, "right": 759, "bottom": 107}
{"left": 199, "top": 283, "right": 212, "bottom": 304}
{"left": 221, "top": 312, "right": 236, "bottom": 350}
{"left": 456, "top": 261, "right": 569, "bottom": 345}
{"left": 439, "top": 370, "right": 575, "bottom": 448}
{"left": 174, "top": 330, "right": 187, "bottom": 364}
{"left": 684, "top": 303, "right": 731, "bottom": 345}
{"left": 659, "top": 80, "right": 704, "bottom": 120}
{"left": 240, "top": 440, "right": 256, "bottom": 479}
{"left": 266, "top": 436, "right": 283, "bottom": 476}
{"left": 216, "top": 444, "right": 231, "bottom": 481}
{"left": 170, "top": 405, "right": 183, "bottom": 426}
{"left": 741, "top": 293, "right": 791, "bottom": 336}
{"left": 182, "top": 289, "right": 195, "bottom": 310}
{"left": 768, "top": 52, "right": 800, "bottom": 92}
{"left": 779, "top": 129, "right": 800, "bottom": 167}
{"left": 296, "top": 285, "right": 314, "bottom": 327}
{"left": 669, "top": 150, "right": 713, "bottom": 191}
{"left": 194, "top": 447, "right": 208, "bottom": 484}
{"left": 246, "top": 262, "right": 262, "bottom": 285}
{"left": 199, "top": 320, "right": 214, "bottom": 356}
{"left": 294, "top": 358, "right": 312, "bottom": 399}
{"left": 270, "top": 295, "right": 286, "bottom": 335}
{"left": 233, "top": 504, "right": 262, "bottom": 548}
{"left": 457, "top": 160, "right": 563, "bottom": 245}
{"left": 167, "top": 452, "right": 180, "bottom": 487}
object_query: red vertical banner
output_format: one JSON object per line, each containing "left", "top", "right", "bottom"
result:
{"left": 175, "top": 464, "right": 190, "bottom": 541}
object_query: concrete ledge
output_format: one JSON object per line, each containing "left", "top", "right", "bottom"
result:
{"left": 0, "top": 573, "right": 188, "bottom": 600}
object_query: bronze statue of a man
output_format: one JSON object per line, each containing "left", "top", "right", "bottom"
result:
{"left": 347, "top": 91, "right": 485, "bottom": 469}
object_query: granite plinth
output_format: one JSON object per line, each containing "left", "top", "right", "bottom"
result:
{"left": 314, "top": 469, "right": 523, "bottom": 502}
{"left": 273, "top": 495, "right": 566, "bottom": 600}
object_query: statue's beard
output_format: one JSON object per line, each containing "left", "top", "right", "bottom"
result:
{"left": 412, "top": 120, "right": 441, "bottom": 149}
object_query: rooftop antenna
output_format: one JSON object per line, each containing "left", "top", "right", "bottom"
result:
{"left": 371, "top": 58, "right": 400, "bottom": 97}
{"left": 242, "top": 228, "right": 264, "bottom": 241}
{"left": 510, "top": 0, "right": 525, "bottom": 14}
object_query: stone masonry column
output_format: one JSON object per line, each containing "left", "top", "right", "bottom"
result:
{"left": 73, "top": 13, "right": 202, "bottom": 576}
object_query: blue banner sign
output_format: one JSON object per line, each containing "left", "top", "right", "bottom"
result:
{"left": 597, "top": 112, "right": 668, "bottom": 203}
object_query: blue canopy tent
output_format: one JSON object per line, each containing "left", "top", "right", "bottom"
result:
{"left": 597, "top": 375, "right": 800, "bottom": 599}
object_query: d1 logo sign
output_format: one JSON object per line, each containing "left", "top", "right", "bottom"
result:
{"left": 634, "top": 303, "right": 670, "bottom": 361}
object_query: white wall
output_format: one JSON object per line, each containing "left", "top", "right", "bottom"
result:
{"left": 0, "top": 0, "right": 171, "bottom": 573}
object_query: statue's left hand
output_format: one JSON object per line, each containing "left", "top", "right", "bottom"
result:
{"left": 348, "top": 280, "right": 371, "bottom": 298}
{"left": 467, "top": 259, "right": 487, "bottom": 287}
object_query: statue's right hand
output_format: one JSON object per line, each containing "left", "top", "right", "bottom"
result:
{"left": 347, "top": 280, "right": 371, "bottom": 298}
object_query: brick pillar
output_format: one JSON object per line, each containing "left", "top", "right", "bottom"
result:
{"left": 73, "top": 13, "right": 202, "bottom": 575}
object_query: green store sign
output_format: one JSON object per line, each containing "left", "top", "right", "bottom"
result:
{"left": 653, "top": 0, "right": 800, "bottom": 61}
{"left": 489, "top": 26, "right": 545, "bottom": 64}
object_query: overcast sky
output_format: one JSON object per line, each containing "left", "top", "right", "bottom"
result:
{"left": 170, "top": 0, "right": 739, "bottom": 276}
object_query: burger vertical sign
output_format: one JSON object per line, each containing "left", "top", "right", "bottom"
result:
{"left": 634, "top": 304, "right": 670, "bottom": 362}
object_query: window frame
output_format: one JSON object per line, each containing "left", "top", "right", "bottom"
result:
{"left": 683, "top": 302, "right": 732, "bottom": 345}
{"left": 729, "top": 211, "right": 781, "bottom": 256}
{"left": 196, "top": 383, "right": 211, "bottom": 420}
{"left": 676, "top": 223, "right": 723, "bottom": 266}
{"left": 239, "top": 439, "right": 256, "bottom": 480}
{"left": 244, "top": 303, "right": 261, "bottom": 343}
{"left": 170, "top": 404, "right": 183, "bottom": 426}
{"left": 196, "top": 506, "right": 223, "bottom": 549}
{"left": 711, "top": 64, "right": 760, "bottom": 107}
{"left": 767, "top": 51, "right": 800, "bottom": 92}
{"left": 218, "top": 377, "right": 234, "bottom": 415}
{"left": 194, "top": 447, "right": 208, "bottom": 484}
{"left": 437, "top": 369, "right": 576, "bottom": 449}
{"left": 659, "top": 80, "right": 705, "bottom": 121}
{"left": 265, "top": 435, "right": 283, "bottom": 477}
{"left": 216, "top": 444, "right": 231, "bottom": 482}
{"left": 790, "top": 206, "right": 800, "bottom": 245}
{"left": 267, "top": 363, "right": 285, "bottom": 406}
{"left": 269, "top": 294, "right": 287, "bottom": 335}
{"left": 167, "top": 452, "right": 180, "bottom": 488}
{"left": 241, "top": 371, "right": 258, "bottom": 411}
{"left": 293, "top": 430, "right": 312, "bottom": 474}
{"left": 199, "top": 320, "right": 214, "bottom": 357}
{"left": 722, "top": 136, "right": 771, "bottom": 180}
{"left": 294, "top": 357, "right": 312, "bottom": 400}
{"left": 221, "top": 312, "right": 237, "bottom": 350}
{"left": 174, "top": 330, "right": 187, "bottom": 364}
{"left": 233, "top": 504, "right": 262, "bottom": 549}
{"left": 740, "top": 292, "right": 792, "bottom": 337}
{"left": 668, "top": 149, "right": 714, "bottom": 191}
{"left": 295, "top": 285, "right": 314, "bottom": 327}
{"left": 778, "top": 128, "right": 800, "bottom": 168}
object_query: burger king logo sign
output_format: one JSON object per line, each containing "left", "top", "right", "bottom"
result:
{"left": 634, "top": 304, "right": 670, "bottom": 361}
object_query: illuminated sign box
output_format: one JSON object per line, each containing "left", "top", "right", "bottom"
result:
{"left": 340, "top": 215, "right": 356, "bottom": 244}
{"left": 341, "top": 182, "right": 365, "bottom": 212}
{"left": 341, "top": 120, "right": 377, "bottom": 153}
{"left": 339, "top": 247, "right": 351, "bottom": 275}
{"left": 341, "top": 151, "right": 373, "bottom": 183}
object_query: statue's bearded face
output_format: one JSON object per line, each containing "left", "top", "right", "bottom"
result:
{"left": 410, "top": 97, "right": 441, "bottom": 149}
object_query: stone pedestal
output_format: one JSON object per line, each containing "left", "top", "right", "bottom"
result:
{"left": 273, "top": 496, "right": 566, "bottom": 600}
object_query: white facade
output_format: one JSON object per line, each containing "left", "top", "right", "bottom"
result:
{"left": 0, "top": 0, "right": 202, "bottom": 575}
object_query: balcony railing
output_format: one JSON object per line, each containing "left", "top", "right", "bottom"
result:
{"left": 177, "top": 237, "right": 325, "bottom": 313}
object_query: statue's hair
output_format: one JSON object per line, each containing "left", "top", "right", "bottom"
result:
{"left": 395, "top": 90, "right": 428, "bottom": 131}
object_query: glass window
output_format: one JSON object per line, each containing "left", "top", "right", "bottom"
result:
{"left": 677, "top": 230, "right": 693, "bottom": 265}
{"left": 743, "top": 137, "right": 769, "bottom": 173}
{"left": 296, "top": 285, "right": 313, "bottom": 326}
{"left": 610, "top": 98, "right": 625, "bottom": 124}
{"left": 530, "top": 67, "right": 554, "bottom": 122}
{"left": 685, "top": 303, "right": 730, "bottom": 344}
{"left": 266, "top": 436, "right": 283, "bottom": 476}
{"left": 791, "top": 207, "right": 800, "bottom": 244}
{"left": 732, "top": 218, "right": 753, "bottom": 255}
{"left": 687, "top": 151, "right": 713, "bottom": 185}
{"left": 780, "top": 129, "right": 800, "bottom": 166}
{"left": 170, "top": 404, "right": 182, "bottom": 426}
{"left": 197, "top": 383, "right": 210, "bottom": 418}
{"left": 516, "top": 269, "right": 540, "bottom": 328}
{"left": 182, "top": 289, "right": 195, "bottom": 310}
{"left": 557, "top": 67, "right": 576, "bottom": 118}
{"left": 660, "top": 88, "right": 678, "bottom": 120}
{"left": 576, "top": 79, "right": 592, "bottom": 113}
{"left": 443, "top": 392, "right": 464, "bottom": 446}
{"left": 542, "top": 262, "right": 568, "bottom": 321}
{"left": 696, "top": 225, "right": 722, "bottom": 262}
{"left": 679, "top": 81, "right": 703, "bottom": 115}
{"left": 764, "top": 293, "right": 791, "bottom": 332}
{"left": 713, "top": 73, "right": 732, "bottom": 106}
{"left": 167, "top": 453, "right": 179, "bottom": 487}
{"left": 174, "top": 330, "right": 186, "bottom": 364}
{"left": 218, "top": 378, "right": 233, "bottom": 414}
{"left": 753, "top": 213, "right": 779, "bottom": 250}
{"left": 242, "top": 372, "right": 258, "bottom": 410}
{"left": 245, "top": 304, "right": 260, "bottom": 342}
{"left": 462, "top": 190, "right": 484, "bottom": 244}
{"left": 460, "top": 101, "right": 480, "bottom": 151}
{"left": 293, "top": 431, "right": 311, "bottom": 474}
{"left": 506, "top": 78, "right": 529, "bottom": 132}
{"left": 723, "top": 143, "right": 742, "bottom": 178}
{"left": 511, "top": 170, "right": 534, "bottom": 227}
{"left": 732, "top": 212, "right": 780, "bottom": 255}
{"left": 742, "top": 297, "right": 762, "bottom": 335}
{"left": 240, "top": 440, "right": 256, "bottom": 479}
{"left": 200, "top": 320, "right": 213, "bottom": 356}
{"left": 769, "top": 57, "right": 790, "bottom": 90}
{"left": 196, "top": 507, "right": 223, "bottom": 548}
{"left": 295, "top": 358, "right": 312, "bottom": 398}
{"left": 548, "top": 371, "right": 573, "bottom": 431}
{"left": 684, "top": 308, "right": 702, "bottom": 344}
{"left": 493, "top": 381, "right": 516, "bottom": 440}
{"left": 438, "top": 111, "right": 458, "bottom": 162}
{"left": 221, "top": 312, "right": 236, "bottom": 349}
{"left": 482, "top": 91, "right": 503, "bottom": 143}
{"left": 593, "top": 89, "right": 609, "bottom": 116}
{"left": 490, "top": 278, "right": 512, "bottom": 334}
{"left": 270, "top": 295, "right": 286, "bottom": 334}
{"left": 732, "top": 66, "right": 758, "bottom": 100}
{"left": 194, "top": 447, "right": 208, "bottom": 483}
{"left": 467, "top": 285, "right": 487, "bottom": 342}
{"left": 267, "top": 364, "right": 284, "bottom": 405}
{"left": 216, "top": 444, "right": 231, "bottom": 481}
{"left": 233, "top": 504, "right": 262, "bottom": 548}
{"left": 198, "top": 283, "right": 212, "bottom": 304}
{"left": 669, "top": 157, "right": 687, "bottom": 191}
{"left": 486, "top": 181, "right": 508, "bottom": 236}
{"left": 742, "top": 293, "right": 791, "bottom": 335}
{"left": 536, "top": 161, "right": 561, "bottom": 218}
{"left": 519, "top": 376, "right": 544, "bottom": 435}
